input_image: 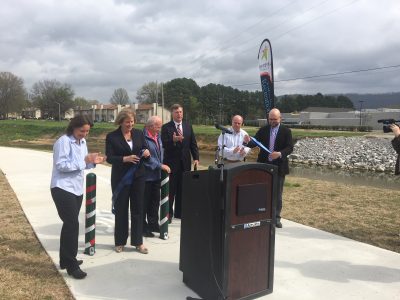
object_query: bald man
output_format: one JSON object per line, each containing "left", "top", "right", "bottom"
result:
{"left": 244, "top": 108, "right": 293, "bottom": 228}
{"left": 217, "top": 115, "right": 251, "bottom": 163}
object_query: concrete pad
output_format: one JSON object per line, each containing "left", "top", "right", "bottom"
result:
{"left": 1, "top": 146, "right": 399, "bottom": 300}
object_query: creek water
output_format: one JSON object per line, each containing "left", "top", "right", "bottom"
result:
{"left": 199, "top": 152, "right": 399, "bottom": 190}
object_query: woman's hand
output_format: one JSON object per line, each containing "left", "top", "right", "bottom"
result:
{"left": 123, "top": 155, "right": 141, "bottom": 164}
{"left": 86, "top": 153, "right": 106, "bottom": 164}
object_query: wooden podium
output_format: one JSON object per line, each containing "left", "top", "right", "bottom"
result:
{"left": 180, "top": 163, "right": 278, "bottom": 300}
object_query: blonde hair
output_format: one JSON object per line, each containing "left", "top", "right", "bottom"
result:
{"left": 115, "top": 108, "right": 136, "bottom": 126}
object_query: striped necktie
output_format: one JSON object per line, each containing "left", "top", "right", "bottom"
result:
{"left": 268, "top": 128, "right": 277, "bottom": 161}
{"left": 176, "top": 123, "right": 183, "bottom": 136}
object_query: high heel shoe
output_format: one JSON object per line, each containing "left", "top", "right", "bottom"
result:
{"left": 135, "top": 245, "right": 148, "bottom": 254}
{"left": 115, "top": 245, "right": 124, "bottom": 253}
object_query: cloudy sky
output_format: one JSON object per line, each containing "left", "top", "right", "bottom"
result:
{"left": 1, "top": 0, "right": 400, "bottom": 102}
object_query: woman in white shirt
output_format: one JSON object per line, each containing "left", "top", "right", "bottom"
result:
{"left": 50, "top": 115, "right": 105, "bottom": 279}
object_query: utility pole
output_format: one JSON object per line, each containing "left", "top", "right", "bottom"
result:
{"left": 155, "top": 80, "right": 158, "bottom": 104}
{"left": 161, "top": 83, "right": 165, "bottom": 123}
{"left": 359, "top": 100, "right": 364, "bottom": 126}
{"left": 55, "top": 102, "right": 61, "bottom": 121}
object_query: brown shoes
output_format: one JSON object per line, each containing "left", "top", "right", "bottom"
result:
{"left": 115, "top": 244, "right": 148, "bottom": 254}
{"left": 135, "top": 245, "right": 149, "bottom": 254}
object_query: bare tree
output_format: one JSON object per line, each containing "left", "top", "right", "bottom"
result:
{"left": 110, "top": 88, "right": 130, "bottom": 105}
{"left": 136, "top": 81, "right": 160, "bottom": 104}
{"left": 0, "top": 72, "right": 26, "bottom": 119}
{"left": 31, "top": 79, "right": 74, "bottom": 119}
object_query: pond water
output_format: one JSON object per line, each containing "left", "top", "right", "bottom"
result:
{"left": 199, "top": 152, "right": 400, "bottom": 190}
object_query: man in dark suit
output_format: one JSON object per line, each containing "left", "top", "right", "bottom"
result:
{"left": 161, "top": 104, "right": 199, "bottom": 221}
{"left": 244, "top": 108, "right": 293, "bottom": 228}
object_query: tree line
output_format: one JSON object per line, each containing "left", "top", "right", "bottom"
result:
{"left": 136, "top": 78, "right": 354, "bottom": 124}
{"left": 0, "top": 72, "right": 131, "bottom": 119}
{"left": 0, "top": 71, "right": 354, "bottom": 123}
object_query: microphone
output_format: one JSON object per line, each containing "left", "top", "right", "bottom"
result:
{"left": 215, "top": 124, "right": 233, "bottom": 134}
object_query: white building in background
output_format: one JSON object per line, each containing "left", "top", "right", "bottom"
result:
{"left": 73, "top": 103, "right": 171, "bottom": 124}
{"left": 258, "top": 107, "right": 400, "bottom": 130}
{"left": 21, "top": 107, "right": 41, "bottom": 119}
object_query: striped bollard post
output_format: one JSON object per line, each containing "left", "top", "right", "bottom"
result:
{"left": 84, "top": 173, "right": 96, "bottom": 255}
{"left": 159, "top": 170, "right": 169, "bottom": 240}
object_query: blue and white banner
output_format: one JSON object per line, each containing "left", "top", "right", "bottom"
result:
{"left": 258, "top": 39, "right": 274, "bottom": 114}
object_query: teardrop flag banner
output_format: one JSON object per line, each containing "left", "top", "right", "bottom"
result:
{"left": 258, "top": 39, "right": 274, "bottom": 114}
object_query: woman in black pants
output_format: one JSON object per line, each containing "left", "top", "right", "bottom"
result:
{"left": 106, "top": 108, "right": 150, "bottom": 254}
{"left": 50, "top": 115, "right": 105, "bottom": 279}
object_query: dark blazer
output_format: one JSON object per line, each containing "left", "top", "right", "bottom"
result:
{"left": 105, "top": 127, "right": 147, "bottom": 191}
{"left": 248, "top": 124, "right": 294, "bottom": 176}
{"left": 392, "top": 136, "right": 400, "bottom": 175}
{"left": 161, "top": 120, "right": 199, "bottom": 173}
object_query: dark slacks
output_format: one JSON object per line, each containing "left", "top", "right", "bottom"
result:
{"left": 51, "top": 187, "right": 83, "bottom": 272}
{"left": 114, "top": 177, "right": 145, "bottom": 246}
{"left": 143, "top": 180, "right": 161, "bottom": 233}
{"left": 276, "top": 175, "right": 285, "bottom": 220}
{"left": 168, "top": 166, "right": 183, "bottom": 219}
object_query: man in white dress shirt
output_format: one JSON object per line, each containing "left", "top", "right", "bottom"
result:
{"left": 217, "top": 115, "right": 251, "bottom": 163}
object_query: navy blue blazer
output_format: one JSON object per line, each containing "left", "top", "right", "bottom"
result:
{"left": 143, "top": 128, "right": 164, "bottom": 181}
{"left": 161, "top": 120, "right": 199, "bottom": 173}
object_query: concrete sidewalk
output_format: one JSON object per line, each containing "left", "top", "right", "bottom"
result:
{"left": 1, "top": 146, "right": 399, "bottom": 300}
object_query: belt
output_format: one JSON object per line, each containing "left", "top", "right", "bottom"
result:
{"left": 224, "top": 159, "right": 241, "bottom": 163}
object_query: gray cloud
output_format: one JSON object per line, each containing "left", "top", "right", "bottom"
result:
{"left": 1, "top": 0, "right": 399, "bottom": 102}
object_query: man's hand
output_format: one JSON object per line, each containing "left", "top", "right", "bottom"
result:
{"left": 233, "top": 146, "right": 240, "bottom": 154}
{"left": 243, "top": 135, "right": 250, "bottom": 143}
{"left": 142, "top": 149, "right": 151, "bottom": 158}
{"left": 239, "top": 147, "right": 246, "bottom": 156}
{"left": 268, "top": 151, "right": 281, "bottom": 161}
{"left": 173, "top": 132, "right": 184, "bottom": 143}
{"left": 161, "top": 164, "right": 171, "bottom": 173}
{"left": 390, "top": 124, "right": 400, "bottom": 137}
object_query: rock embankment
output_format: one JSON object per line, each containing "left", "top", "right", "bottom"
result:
{"left": 289, "top": 136, "right": 397, "bottom": 173}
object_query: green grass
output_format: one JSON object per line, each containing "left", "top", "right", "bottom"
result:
{"left": 0, "top": 119, "right": 367, "bottom": 145}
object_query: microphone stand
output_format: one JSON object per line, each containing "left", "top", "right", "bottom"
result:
{"left": 217, "top": 131, "right": 226, "bottom": 183}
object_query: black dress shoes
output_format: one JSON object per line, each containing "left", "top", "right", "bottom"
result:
{"left": 276, "top": 220, "right": 283, "bottom": 228}
{"left": 60, "top": 259, "right": 83, "bottom": 270}
{"left": 67, "top": 267, "right": 87, "bottom": 279}
{"left": 149, "top": 226, "right": 160, "bottom": 233}
{"left": 143, "top": 231, "right": 155, "bottom": 238}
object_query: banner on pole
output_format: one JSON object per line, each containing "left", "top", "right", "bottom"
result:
{"left": 258, "top": 39, "right": 274, "bottom": 114}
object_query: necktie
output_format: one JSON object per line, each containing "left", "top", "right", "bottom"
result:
{"left": 177, "top": 123, "right": 183, "bottom": 136}
{"left": 268, "top": 128, "right": 277, "bottom": 161}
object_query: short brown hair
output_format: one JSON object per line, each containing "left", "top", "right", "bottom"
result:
{"left": 66, "top": 115, "right": 93, "bottom": 136}
{"left": 115, "top": 108, "right": 136, "bottom": 126}
{"left": 170, "top": 103, "right": 183, "bottom": 111}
